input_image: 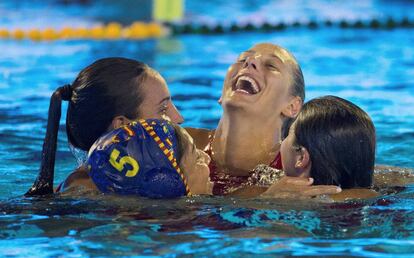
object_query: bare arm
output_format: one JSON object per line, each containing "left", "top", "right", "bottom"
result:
{"left": 374, "top": 165, "right": 414, "bottom": 187}
{"left": 260, "top": 177, "right": 342, "bottom": 199}
{"left": 259, "top": 164, "right": 414, "bottom": 200}
{"left": 228, "top": 177, "right": 341, "bottom": 199}
{"left": 329, "top": 188, "right": 379, "bottom": 201}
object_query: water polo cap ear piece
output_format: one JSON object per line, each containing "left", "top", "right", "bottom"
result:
{"left": 139, "top": 119, "right": 191, "bottom": 196}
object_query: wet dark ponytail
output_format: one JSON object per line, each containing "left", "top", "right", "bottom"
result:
{"left": 25, "top": 58, "right": 149, "bottom": 196}
{"left": 25, "top": 85, "right": 72, "bottom": 196}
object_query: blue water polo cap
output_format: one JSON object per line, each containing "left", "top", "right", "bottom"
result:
{"left": 87, "top": 119, "right": 189, "bottom": 198}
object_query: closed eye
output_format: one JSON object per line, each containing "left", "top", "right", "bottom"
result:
{"left": 159, "top": 106, "right": 167, "bottom": 115}
{"left": 158, "top": 100, "right": 169, "bottom": 114}
{"left": 237, "top": 58, "right": 247, "bottom": 63}
{"left": 266, "top": 63, "right": 279, "bottom": 70}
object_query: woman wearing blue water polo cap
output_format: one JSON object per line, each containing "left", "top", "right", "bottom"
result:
{"left": 87, "top": 119, "right": 213, "bottom": 198}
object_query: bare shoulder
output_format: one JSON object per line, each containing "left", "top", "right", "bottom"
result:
{"left": 59, "top": 166, "right": 99, "bottom": 195}
{"left": 329, "top": 188, "right": 379, "bottom": 202}
{"left": 227, "top": 186, "right": 268, "bottom": 198}
{"left": 374, "top": 165, "right": 414, "bottom": 187}
{"left": 184, "top": 127, "right": 214, "bottom": 150}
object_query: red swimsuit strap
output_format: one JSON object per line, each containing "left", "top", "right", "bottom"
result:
{"left": 269, "top": 151, "right": 283, "bottom": 170}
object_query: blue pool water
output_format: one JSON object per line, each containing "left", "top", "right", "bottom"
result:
{"left": 1, "top": 0, "right": 414, "bottom": 256}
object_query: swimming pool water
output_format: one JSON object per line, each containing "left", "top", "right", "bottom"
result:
{"left": 1, "top": 0, "right": 414, "bottom": 257}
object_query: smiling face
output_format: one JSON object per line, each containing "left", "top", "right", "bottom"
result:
{"left": 138, "top": 70, "right": 184, "bottom": 124}
{"left": 221, "top": 43, "right": 300, "bottom": 118}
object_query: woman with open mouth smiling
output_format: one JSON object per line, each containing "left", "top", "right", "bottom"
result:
{"left": 187, "top": 43, "right": 340, "bottom": 197}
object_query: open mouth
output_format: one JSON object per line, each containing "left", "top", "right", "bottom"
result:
{"left": 233, "top": 75, "right": 261, "bottom": 95}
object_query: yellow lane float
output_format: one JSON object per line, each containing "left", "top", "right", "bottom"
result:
{"left": 0, "top": 22, "right": 165, "bottom": 41}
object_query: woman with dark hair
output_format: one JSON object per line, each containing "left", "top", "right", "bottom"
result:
{"left": 279, "top": 95, "right": 376, "bottom": 189}
{"left": 25, "top": 57, "right": 184, "bottom": 196}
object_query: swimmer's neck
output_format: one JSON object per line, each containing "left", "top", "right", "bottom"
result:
{"left": 212, "top": 111, "right": 282, "bottom": 176}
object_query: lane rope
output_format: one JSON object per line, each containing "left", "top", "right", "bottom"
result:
{"left": 0, "top": 22, "right": 164, "bottom": 41}
{"left": 1, "top": 17, "right": 413, "bottom": 41}
{"left": 167, "top": 17, "right": 414, "bottom": 35}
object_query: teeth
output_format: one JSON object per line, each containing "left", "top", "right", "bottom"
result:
{"left": 236, "top": 76, "right": 260, "bottom": 94}
{"left": 235, "top": 89, "right": 250, "bottom": 94}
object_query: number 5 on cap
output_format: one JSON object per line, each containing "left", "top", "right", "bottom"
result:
{"left": 109, "top": 149, "right": 139, "bottom": 177}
